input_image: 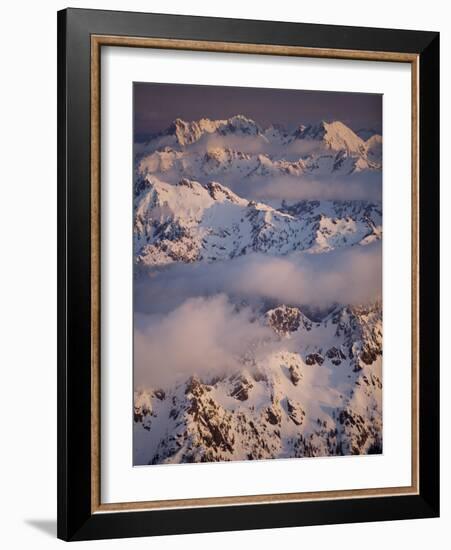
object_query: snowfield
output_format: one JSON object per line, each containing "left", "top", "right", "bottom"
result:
{"left": 133, "top": 115, "right": 383, "bottom": 465}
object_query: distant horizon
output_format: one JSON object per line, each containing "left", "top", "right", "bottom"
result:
{"left": 134, "top": 82, "right": 382, "bottom": 142}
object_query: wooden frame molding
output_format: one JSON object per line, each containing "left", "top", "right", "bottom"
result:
{"left": 90, "top": 34, "right": 420, "bottom": 515}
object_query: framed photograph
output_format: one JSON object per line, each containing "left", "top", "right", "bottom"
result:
{"left": 57, "top": 8, "right": 439, "bottom": 541}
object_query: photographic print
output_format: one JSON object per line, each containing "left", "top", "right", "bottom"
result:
{"left": 133, "top": 83, "right": 383, "bottom": 466}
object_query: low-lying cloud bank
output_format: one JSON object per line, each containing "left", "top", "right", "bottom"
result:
{"left": 248, "top": 173, "right": 382, "bottom": 204}
{"left": 134, "top": 242, "right": 382, "bottom": 316}
{"left": 188, "top": 134, "right": 324, "bottom": 159}
{"left": 134, "top": 243, "right": 382, "bottom": 388}
{"left": 134, "top": 294, "right": 274, "bottom": 388}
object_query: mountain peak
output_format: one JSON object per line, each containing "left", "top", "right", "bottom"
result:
{"left": 294, "top": 120, "right": 327, "bottom": 139}
{"left": 163, "top": 115, "right": 263, "bottom": 145}
{"left": 294, "top": 120, "right": 365, "bottom": 154}
{"left": 266, "top": 305, "right": 313, "bottom": 336}
{"left": 205, "top": 181, "right": 243, "bottom": 203}
{"left": 218, "top": 115, "right": 262, "bottom": 137}
{"left": 166, "top": 118, "right": 216, "bottom": 146}
{"left": 228, "top": 114, "right": 257, "bottom": 125}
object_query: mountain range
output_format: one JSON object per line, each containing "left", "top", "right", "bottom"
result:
{"left": 135, "top": 116, "right": 382, "bottom": 188}
{"left": 133, "top": 114, "right": 383, "bottom": 464}
{"left": 134, "top": 177, "right": 381, "bottom": 266}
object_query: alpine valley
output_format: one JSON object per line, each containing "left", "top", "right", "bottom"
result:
{"left": 133, "top": 115, "right": 383, "bottom": 465}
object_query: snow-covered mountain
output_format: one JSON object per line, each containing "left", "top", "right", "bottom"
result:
{"left": 141, "top": 115, "right": 266, "bottom": 150}
{"left": 134, "top": 302, "right": 382, "bottom": 464}
{"left": 136, "top": 117, "right": 382, "bottom": 191}
{"left": 133, "top": 114, "right": 383, "bottom": 464}
{"left": 293, "top": 120, "right": 367, "bottom": 155}
{"left": 134, "top": 177, "right": 381, "bottom": 265}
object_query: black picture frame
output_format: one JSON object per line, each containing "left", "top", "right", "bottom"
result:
{"left": 57, "top": 7, "right": 439, "bottom": 541}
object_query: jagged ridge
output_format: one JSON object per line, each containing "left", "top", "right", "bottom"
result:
{"left": 134, "top": 177, "right": 382, "bottom": 265}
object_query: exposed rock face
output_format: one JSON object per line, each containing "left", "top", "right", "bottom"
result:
{"left": 267, "top": 306, "right": 302, "bottom": 335}
{"left": 230, "top": 374, "right": 253, "bottom": 401}
{"left": 305, "top": 353, "right": 325, "bottom": 366}
{"left": 334, "top": 304, "right": 383, "bottom": 371}
{"left": 288, "top": 365, "right": 302, "bottom": 386}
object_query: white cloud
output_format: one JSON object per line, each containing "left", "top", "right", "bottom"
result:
{"left": 134, "top": 294, "right": 272, "bottom": 388}
{"left": 134, "top": 243, "right": 382, "bottom": 316}
{"left": 249, "top": 173, "right": 382, "bottom": 203}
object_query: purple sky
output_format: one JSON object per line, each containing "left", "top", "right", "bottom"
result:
{"left": 134, "top": 82, "right": 382, "bottom": 141}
